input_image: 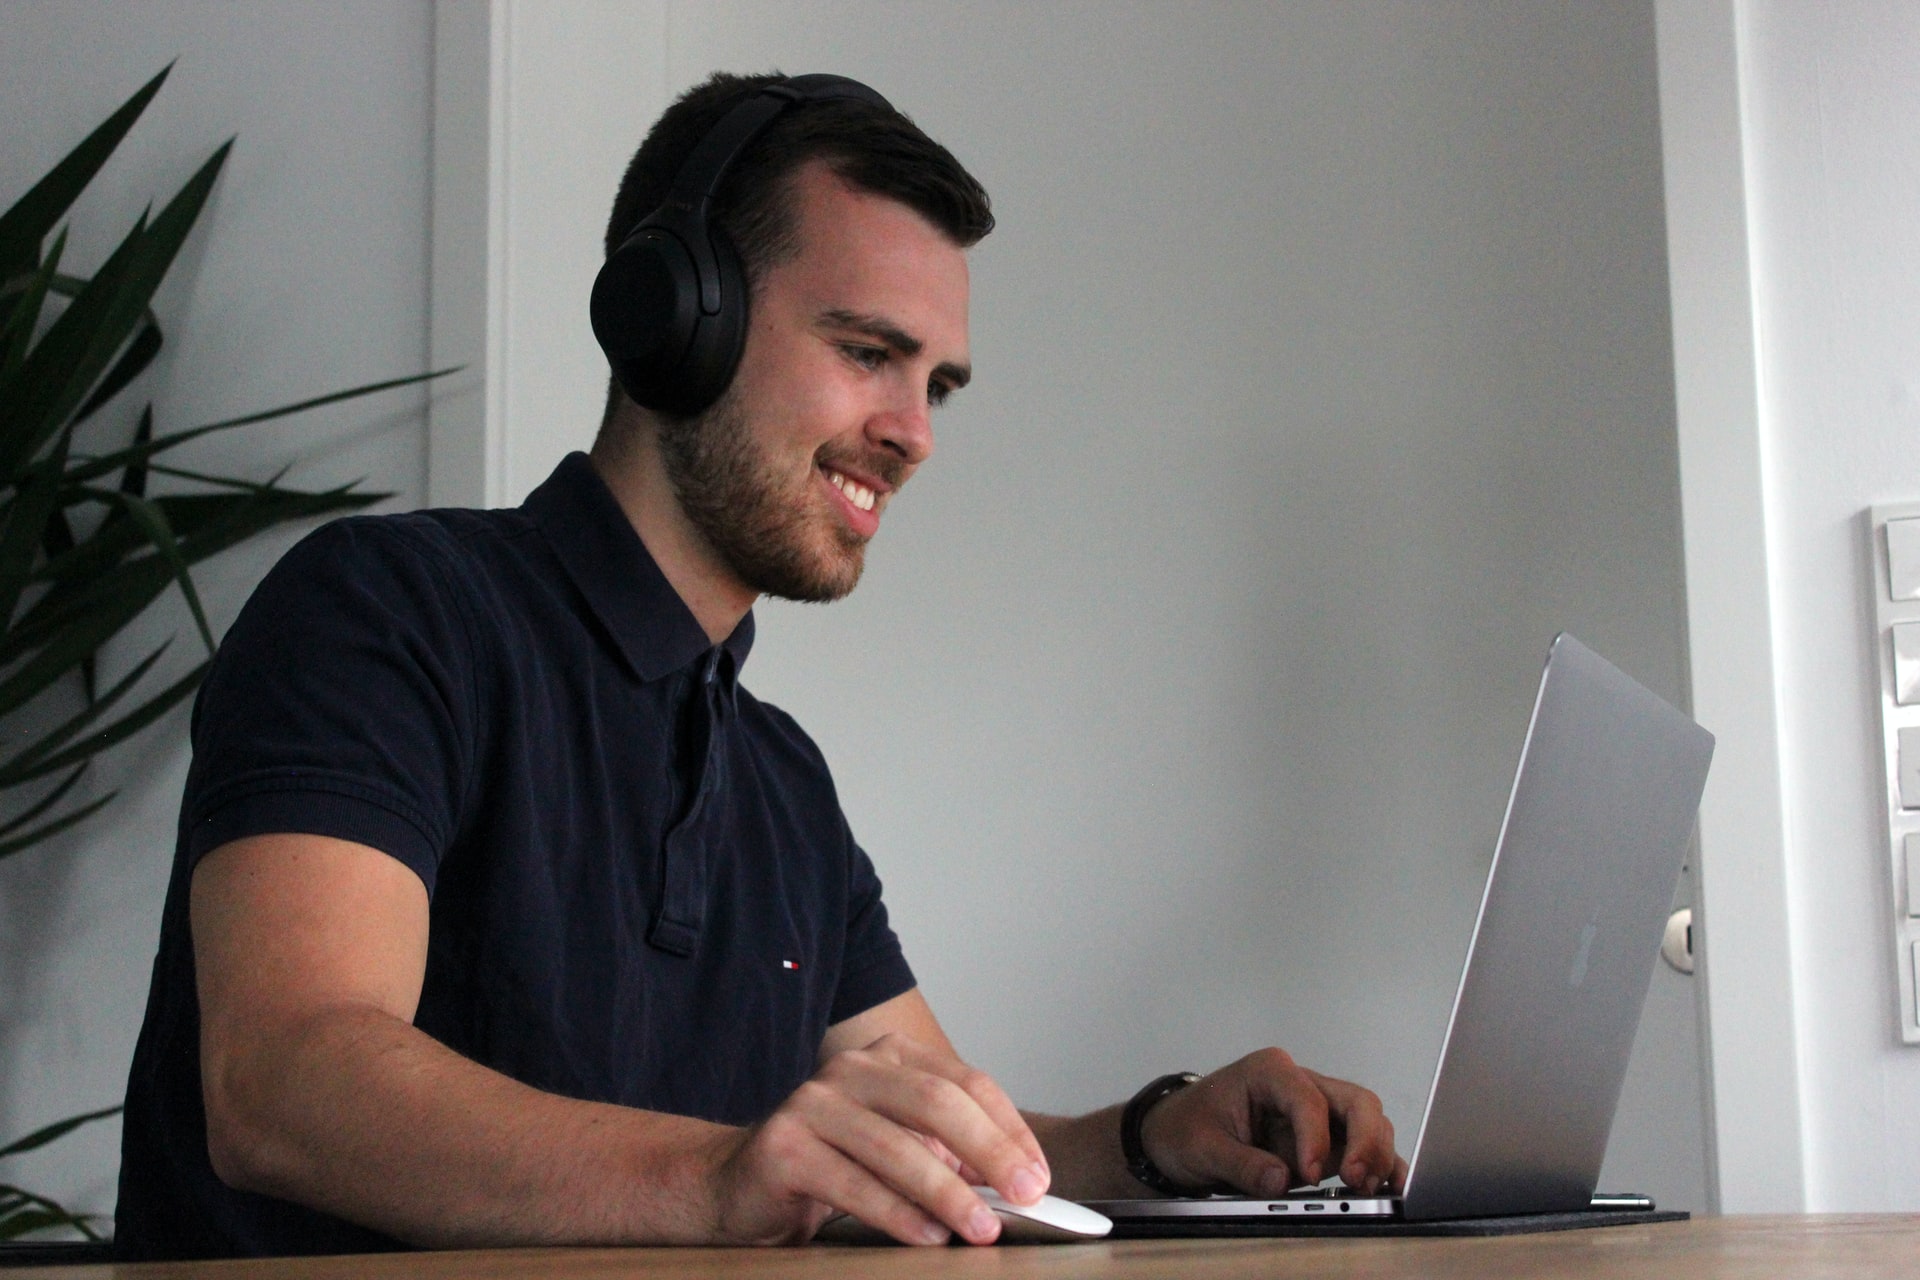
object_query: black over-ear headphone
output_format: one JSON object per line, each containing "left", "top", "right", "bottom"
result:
{"left": 590, "top": 74, "right": 893, "bottom": 419}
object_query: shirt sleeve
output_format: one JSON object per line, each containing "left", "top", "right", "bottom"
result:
{"left": 181, "top": 517, "right": 480, "bottom": 896}
{"left": 829, "top": 832, "right": 917, "bottom": 1025}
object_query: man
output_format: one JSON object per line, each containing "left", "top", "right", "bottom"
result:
{"left": 117, "top": 72, "right": 1403, "bottom": 1260}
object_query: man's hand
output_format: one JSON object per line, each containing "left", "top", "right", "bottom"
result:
{"left": 704, "top": 1033, "right": 1050, "bottom": 1247}
{"left": 1136, "top": 1048, "right": 1406, "bottom": 1196}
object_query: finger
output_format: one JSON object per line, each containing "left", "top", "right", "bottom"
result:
{"left": 797, "top": 1129, "right": 954, "bottom": 1247}
{"left": 880, "top": 1038, "right": 1050, "bottom": 1184}
{"left": 863, "top": 1064, "right": 1045, "bottom": 1210}
{"left": 843, "top": 1040, "right": 1048, "bottom": 1205}
{"left": 1180, "top": 1119, "right": 1297, "bottom": 1197}
{"left": 914, "top": 1131, "right": 964, "bottom": 1174}
{"left": 1241, "top": 1052, "right": 1332, "bottom": 1186}
{"left": 1307, "top": 1071, "right": 1398, "bottom": 1193}
{"left": 1390, "top": 1154, "right": 1411, "bottom": 1194}
{"left": 802, "top": 1082, "right": 1005, "bottom": 1245}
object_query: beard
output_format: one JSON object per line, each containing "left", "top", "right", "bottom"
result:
{"left": 654, "top": 385, "right": 898, "bottom": 603}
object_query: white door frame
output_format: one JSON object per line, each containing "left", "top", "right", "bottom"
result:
{"left": 1654, "top": 0, "right": 1806, "bottom": 1211}
{"left": 428, "top": 0, "right": 669, "bottom": 508}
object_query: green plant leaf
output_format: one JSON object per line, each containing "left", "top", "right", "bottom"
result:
{"left": 32, "top": 478, "right": 245, "bottom": 594}
{"left": 0, "top": 763, "right": 87, "bottom": 838}
{"left": 1, "top": 1107, "right": 124, "bottom": 1241}
{"left": 10, "top": 481, "right": 383, "bottom": 662}
{"left": 0, "top": 658, "right": 206, "bottom": 790}
{"left": 0, "top": 1184, "right": 106, "bottom": 1242}
{"left": 0, "top": 643, "right": 165, "bottom": 783}
{"left": 0, "top": 555, "right": 177, "bottom": 717}
{"left": 9, "top": 543, "right": 189, "bottom": 661}
{"left": 119, "top": 402, "right": 153, "bottom": 498}
{"left": 0, "top": 63, "right": 170, "bottom": 279}
{"left": 1, "top": 1206, "right": 91, "bottom": 1243}
{"left": 0, "top": 1105, "right": 122, "bottom": 1161}
{"left": 110, "top": 491, "right": 215, "bottom": 654}
{"left": 0, "top": 458, "right": 64, "bottom": 628}
{"left": 28, "top": 273, "right": 164, "bottom": 435}
{"left": 0, "top": 208, "right": 146, "bottom": 478}
{"left": 71, "top": 320, "right": 161, "bottom": 427}
{"left": 60, "top": 366, "right": 459, "bottom": 488}
{"left": 0, "top": 228, "right": 66, "bottom": 377}
{"left": 0, "top": 138, "right": 230, "bottom": 475}
{"left": 0, "top": 790, "right": 116, "bottom": 863}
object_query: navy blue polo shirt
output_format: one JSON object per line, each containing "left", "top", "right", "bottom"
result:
{"left": 116, "top": 452, "right": 915, "bottom": 1260}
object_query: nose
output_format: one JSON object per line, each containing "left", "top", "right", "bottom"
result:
{"left": 868, "top": 392, "right": 935, "bottom": 468}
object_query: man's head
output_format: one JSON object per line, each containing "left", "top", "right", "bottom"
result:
{"left": 594, "top": 73, "right": 992, "bottom": 606}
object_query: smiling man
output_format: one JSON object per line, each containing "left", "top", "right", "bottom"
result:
{"left": 115, "top": 73, "right": 1402, "bottom": 1261}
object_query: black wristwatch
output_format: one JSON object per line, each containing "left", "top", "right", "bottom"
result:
{"left": 1120, "top": 1071, "right": 1206, "bottom": 1196}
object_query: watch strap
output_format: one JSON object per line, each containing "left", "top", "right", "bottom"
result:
{"left": 1120, "top": 1071, "right": 1206, "bottom": 1196}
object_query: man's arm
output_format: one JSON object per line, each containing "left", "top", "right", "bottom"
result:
{"left": 193, "top": 833, "right": 737, "bottom": 1246}
{"left": 824, "top": 996, "right": 1405, "bottom": 1203}
{"left": 194, "top": 834, "right": 1045, "bottom": 1248}
{"left": 1023, "top": 1051, "right": 1408, "bottom": 1200}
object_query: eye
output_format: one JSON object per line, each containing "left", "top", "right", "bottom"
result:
{"left": 840, "top": 344, "right": 887, "bottom": 371}
{"left": 927, "top": 379, "right": 955, "bottom": 408}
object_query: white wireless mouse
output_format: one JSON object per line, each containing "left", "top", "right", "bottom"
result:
{"left": 973, "top": 1187, "right": 1113, "bottom": 1242}
{"left": 814, "top": 1189, "right": 1113, "bottom": 1245}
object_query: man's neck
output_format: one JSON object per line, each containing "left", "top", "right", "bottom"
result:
{"left": 588, "top": 435, "right": 755, "bottom": 646}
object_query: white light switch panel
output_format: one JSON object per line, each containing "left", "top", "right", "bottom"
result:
{"left": 1902, "top": 729, "right": 1920, "bottom": 810}
{"left": 1891, "top": 519, "right": 1920, "bottom": 600}
{"left": 1907, "top": 834, "right": 1920, "bottom": 919}
{"left": 1868, "top": 503, "right": 1920, "bottom": 1043}
{"left": 1898, "top": 624, "right": 1920, "bottom": 706}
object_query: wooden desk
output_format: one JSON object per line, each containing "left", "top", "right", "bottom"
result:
{"left": 13, "top": 1216, "right": 1918, "bottom": 1279}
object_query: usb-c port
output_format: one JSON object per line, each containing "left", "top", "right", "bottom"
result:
{"left": 1304, "top": 1203, "right": 1325, "bottom": 1212}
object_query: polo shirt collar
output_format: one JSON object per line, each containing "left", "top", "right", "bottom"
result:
{"left": 523, "top": 453, "right": 754, "bottom": 690}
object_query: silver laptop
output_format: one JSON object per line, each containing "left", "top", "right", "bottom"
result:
{"left": 1088, "top": 633, "right": 1714, "bottom": 1230}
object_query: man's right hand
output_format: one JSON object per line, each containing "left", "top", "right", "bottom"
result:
{"left": 704, "top": 1028, "right": 1050, "bottom": 1246}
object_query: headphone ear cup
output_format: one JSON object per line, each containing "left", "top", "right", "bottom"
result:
{"left": 591, "top": 226, "right": 702, "bottom": 412}
{"left": 590, "top": 222, "right": 749, "bottom": 419}
{"left": 669, "top": 227, "right": 749, "bottom": 418}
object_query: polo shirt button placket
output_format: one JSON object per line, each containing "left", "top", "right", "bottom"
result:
{"left": 649, "top": 653, "right": 727, "bottom": 957}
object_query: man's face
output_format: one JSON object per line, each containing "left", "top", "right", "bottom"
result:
{"left": 657, "top": 161, "right": 972, "bottom": 603}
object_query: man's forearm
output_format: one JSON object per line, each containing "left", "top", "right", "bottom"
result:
{"left": 1021, "top": 1106, "right": 1146, "bottom": 1200}
{"left": 205, "top": 1003, "right": 732, "bottom": 1247}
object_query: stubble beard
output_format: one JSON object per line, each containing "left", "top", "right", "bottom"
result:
{"left": 655, "top": 385, "right": 876, "bottom": 604}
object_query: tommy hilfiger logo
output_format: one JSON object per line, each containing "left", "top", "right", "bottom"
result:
{"left": 781, "top": 959, "right": 801, "bottom": 971}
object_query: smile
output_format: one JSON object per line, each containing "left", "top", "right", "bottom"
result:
{"left": 824, "top": 468, "right": 877, "bottom": 512}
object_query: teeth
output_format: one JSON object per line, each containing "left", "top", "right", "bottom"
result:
{"left": 827, "top": 469, "right": 876, "bottom": 512}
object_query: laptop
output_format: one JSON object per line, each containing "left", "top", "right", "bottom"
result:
{"left": 1086, "top": 633, "right": 1714, "bottom": 1236}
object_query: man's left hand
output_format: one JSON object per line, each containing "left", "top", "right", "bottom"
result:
{"left": 1136, "top": 1049, "right": 1406, "bottom": 1196}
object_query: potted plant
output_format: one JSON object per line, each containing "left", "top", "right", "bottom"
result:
{"left": 0, "top": 64, "right": 445, "bottom": 1245}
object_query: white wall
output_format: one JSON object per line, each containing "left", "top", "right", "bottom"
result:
{"left": 454, "top": 0, "right": 1704, "bottom": 1210}
{"left": 0, "top": 1, "right": 433, "bottom": 1222}
{"left": 1736, "top": 0, "right": 1920, "bottom": 1210}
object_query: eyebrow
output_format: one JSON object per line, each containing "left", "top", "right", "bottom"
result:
{"left": 818, "top": 307, "right": 971, "bottom": 390}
